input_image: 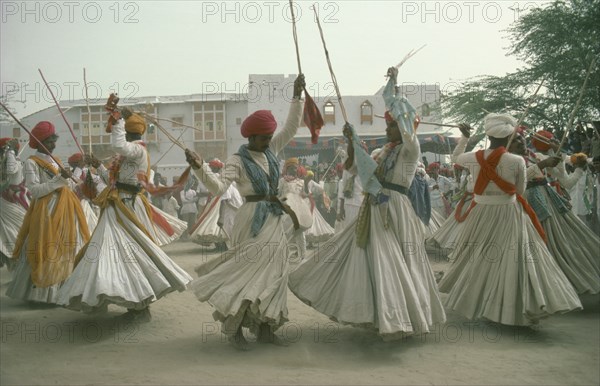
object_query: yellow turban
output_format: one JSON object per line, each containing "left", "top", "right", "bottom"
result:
{"left": 125, "top": 113, "right": 147, "bottom": 135}
{"left": 284, "top": 157, "right": 299, "bottom": 171}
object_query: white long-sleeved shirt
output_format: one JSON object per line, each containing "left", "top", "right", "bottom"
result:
{"left": 192, "top": 99, "right": 303, "bottom": 196}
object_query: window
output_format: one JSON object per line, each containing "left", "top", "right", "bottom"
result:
{"left": 12, "top": 127, "right": 20, "bottom": 138}
{"left": 323, "top": 101, "right": 335, "bottom": 125}
{"left": 236, "top": 117, "right": 242, "bottom": 125}
{"left": 360, "top": 100, "right": 373, "bottom": 125}
{"left": 421, "top": 103, "right": 431, "bottom": 116}
{"left": 80, "top": 106, "right": 111, "bottom": 146}
{"left": 193, "top": 101, "right": 226, "bottom": 142}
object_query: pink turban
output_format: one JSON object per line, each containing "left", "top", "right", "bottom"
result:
{"left": 29, "top": 121, "right": 56, "bottom": 149}
{"left": 241, "top": 110, "right": 277, "bottom": 138}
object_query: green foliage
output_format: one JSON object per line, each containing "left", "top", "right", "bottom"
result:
{"left": 443, "top": 0, "right": 600, "bottom": 133}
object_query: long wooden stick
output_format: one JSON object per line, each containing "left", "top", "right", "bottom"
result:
{"left": 0, "top": 102, "right": 77, "bottom": 182}
{"left": 557, "top": 56, "right": 597, "bottom": 153}
{"left": 289, "top": 0, "right": 302, "bottom": 74}
{"left": 138, "top": 112, "right": 186, "bottom": 150}
{"left": 312, "top": 4, "right": 348, "bottom": 123}
{"left": 151, "top": 126, "right": 190, "bottom": 167}
{"left": 38, "top": 69, "right": 85, "bottom": 154}
{"left": 506, "top": 76, "right": 546, "bottom": 148}
{"left": 83, "top": 68, "right": 92, "bottom": 154}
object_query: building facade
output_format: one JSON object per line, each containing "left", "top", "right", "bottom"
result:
{"left": 1, "top": 74, "right": 445, "bottom": 180}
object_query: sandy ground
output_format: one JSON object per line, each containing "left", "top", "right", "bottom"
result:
{"left": 1, "top": 241, "right": 598, "bottom": 386}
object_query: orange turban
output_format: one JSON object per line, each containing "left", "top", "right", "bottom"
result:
{"left": 29, "top": 121, "right": 56, "bottom": 149}
{"left": 125, "top": 113, "right": 147, "bottom": 135}
{"left": 284, "top": 157, "right": 299, "bottom": 172}
{"left": 570, "top": 153, "right": 587, "bottom": 166}
{"left": 241, "top": 110, "right": 277, "bottom": 138}
{"left": 532, "top": 130, "right": 553, "bottom": 152}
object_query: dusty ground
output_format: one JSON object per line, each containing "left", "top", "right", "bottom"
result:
{"left": 1, "top": 241, "right": 598, "bottom": 385}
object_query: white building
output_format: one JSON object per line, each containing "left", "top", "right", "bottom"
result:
{"left": 1, "top": 74, "right": 447, "bottom": 181}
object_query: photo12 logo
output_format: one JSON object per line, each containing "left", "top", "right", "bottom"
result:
{"left": 399, "top": 1, "right": 541, "bottom": 23}
{"left": 200, "top": 1, "right": 339, "bottom": 24}
{"left": 1, "top": 1, "right": 140, "bottom": 23}
{"left": 2, "top": 81, "right": 140, "bottom": 106}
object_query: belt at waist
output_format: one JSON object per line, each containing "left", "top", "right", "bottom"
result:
{"left": 244, "top": 194, "right": 300, "bottom": 230}
{"left": 116, "top": 181, "right": 142, "bottom": 195}
{"left": 381, "top": 181, "right": 408, "bottom": 195}
{"left": 527, "top": 179, "right": 548, "bottom": 190}
{"left": 245, "top": 194, "right": 279, "bottom": 203}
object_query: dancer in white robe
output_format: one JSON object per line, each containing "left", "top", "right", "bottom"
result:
{"left": 439, "top": 114, "right": 582, "bottom": 326}
{"left": 7, "top": 122, "right": 90, "bottom": 304}
{"left": 189, "top": 159, "right": 241, "bottom": 251}
{"left": 278, "top": 158, "right": 312, "bottom": 259}
{"left": 57, "top": 111, "right": 192, "bottom": 322}
{"left": 289, "top": 67, "right": 446, "bottom": 340}
{"left": 524, "top": 131, "right": 600, "bottom": 294}
{"left": 567, "top": 154, "right": 597, "bottom": 233}
{"left": 304, "top": 171, "right": 335, "bottom": 244}
{"left": 0, "top": 138, "right": 28, "bottom": 268}
{"left": 184, "top": 74, "right": 305, "bottom": 350}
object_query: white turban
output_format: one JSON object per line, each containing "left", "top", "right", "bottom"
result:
{"left": 484, "top": 113, "right": 517, "bottom": 138}
{"left": 371, "top": 148, "right": 382, "bottom": 158}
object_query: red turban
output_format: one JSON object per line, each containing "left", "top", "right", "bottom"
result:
{"left": 68, "top": 153, "right": 84, "bottom": 164}
{"left": 0, "top": 137, "right": 21, "bottom": 151}
{"left": 532, "top": 130, "right": 553, "bottom": 152}
{"left": 427, "top": 162, "right": 440, "bottom": 173}
{"left": 208, "top": 159, "right": 224, "bottom": 169}
{"left": 241, "top": 110, "right": 277, "bottom": 138}
{"left": 29, "top": 121, "right": 56, "bottom": 149}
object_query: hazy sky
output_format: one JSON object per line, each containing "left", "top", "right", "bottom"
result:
{"left": 1, "top": 0, "right": 549, "bottom": 118}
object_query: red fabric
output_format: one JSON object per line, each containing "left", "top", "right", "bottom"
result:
{"left": 532, "top": 130, "right": 553, "bottom": 152}
{"left": 427, "top": 162, "right": 440, "bottom": 173}
{"left": 384, "top": 111, "right": 393, "bottom": 123}
{"left": 297, "top": 165, "right": 307, "bottom": 178}
{"left": 456, "top": 147, "right": 546, "bottom": 243}
{"left": 241, "top": 110, "right": 277, "bottom": 138}
{"left": 29, "top": 121, "right": 56, "bottom": 149}
{"left": 68, "top": 153, "right": 83, "bottom": 164}
{"left": 0, "top": 138, "right": 11, "bottom": 147}
{"left": 303, "top": 92, "right": 323, "bottom": 144}
{"left": 148, "top": 205, "right": 175, "bottom": 237}
{"left": 208, "top": 159, "right": 224, "bottom": 169}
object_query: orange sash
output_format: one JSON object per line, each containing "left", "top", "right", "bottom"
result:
{"left": 455, "top": 148, "right": 546, "bottom": 243}
{"left": 12, "top": 156, "right": 90, "bottom": 287}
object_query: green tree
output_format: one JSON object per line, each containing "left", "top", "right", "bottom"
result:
{"left": 443, "top": 0, "right": 599, "bottom": 132}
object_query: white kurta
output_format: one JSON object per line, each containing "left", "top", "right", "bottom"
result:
{"left": 56, "top": 119, "right": 192, "bottom": 313}
{"left": 190, "top": 99, "right": 303, "bottom": 335}
{"left": 0, "top": 150, "right": 28, "bottom": 266}
{"left": 439, "top": 149, "right": 582, "bottom": 326}
{"left": 289, "top": 128, "right": 447, "bottom": 340}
